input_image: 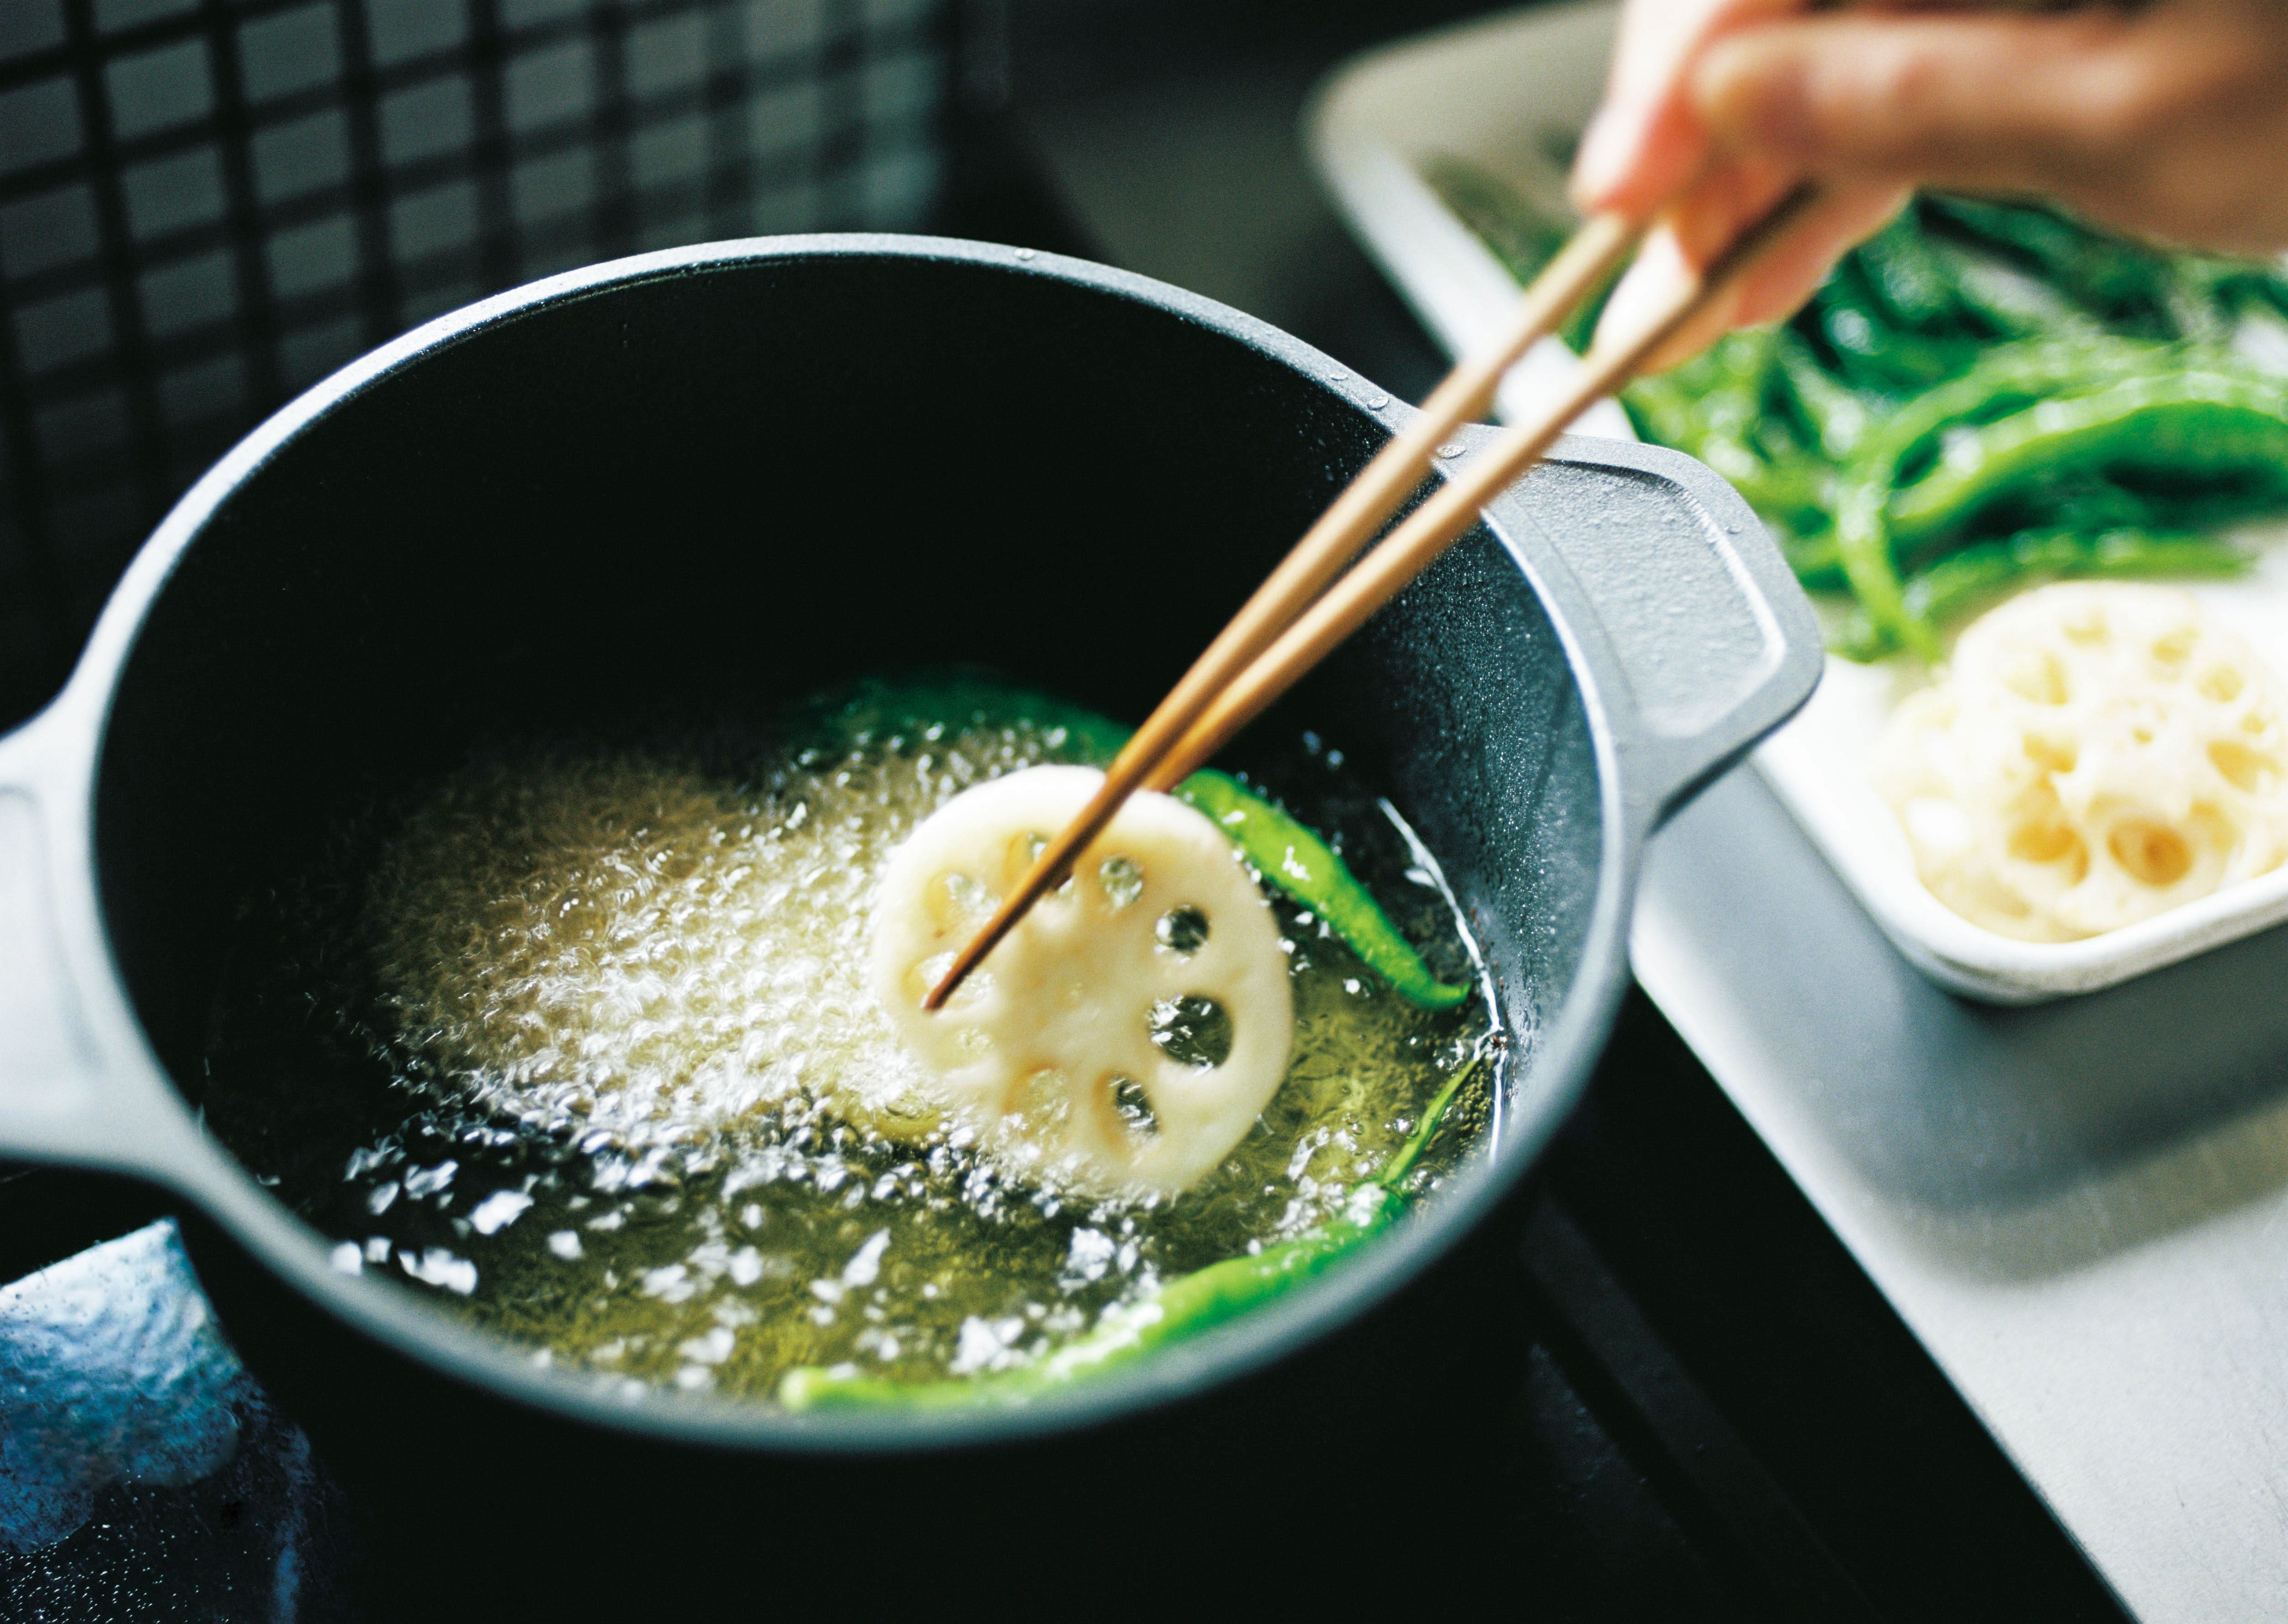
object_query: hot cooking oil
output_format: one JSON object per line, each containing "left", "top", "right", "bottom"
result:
{"left": 201, "top": 687, "right": 1496, "bottom": 1402}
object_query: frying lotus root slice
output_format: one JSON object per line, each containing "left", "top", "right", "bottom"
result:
{"left": 870, "top": 765, "right": 1294, "bottom": 1197}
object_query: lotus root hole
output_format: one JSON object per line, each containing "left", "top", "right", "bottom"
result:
{"left": 953, "top": 1025, "right": 994, "bottom": 1058}
{"left": 1109, "top": 1075, "right": 1158, "bottom": 1137}
{"left": 1149, "top": 994, "right": 1233, "bottom": 1069}
{"left": 1156, "top": 905, "right": 1210, "bottom": 954}
{"left": 2209, "top": 739, "right": 2278, "bottom": 794}
{"left": 2004, "top": 649, "right": 2070, "bottom": 705}
{"left": 2202, "top": 665, "right": 2246, "bottom": 704}
{"left": 1099, "top": 855, "right": 1144, "bottom": 909}
{"left": 2151, "top": 627, "right": 2197, "bottom": 672}
{"left": 2007, "top": 814, "right": 2089, "bottom": 881}
{"left": 911, "top": 950, "right": 989, "bottom": 1010}
{"left": 1014, "top": 1067, "right": 1072, "bottom": 1126}
{"left": 1005, "top": 831, "right": 1049, "bottom": 882}
{"left": 2022, "top": 733, "right": 2076, "bottom": 775}
{"left": 2108, "top": 821, "right": 2192, "bottom": 887}
{"left": 931, "top": 869, "right": 994, "bottom": 923}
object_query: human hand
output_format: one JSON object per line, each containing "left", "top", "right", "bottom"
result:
{"left": 1573, "top": 0, "right": 2288, "bottom": 364}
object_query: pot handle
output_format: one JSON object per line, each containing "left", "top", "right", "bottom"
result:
{"left": 0, "top": 706, "right": 201, "bottom": 1184}
{"left": 1476, "top": 429, "right": 1825, "bottom": 831}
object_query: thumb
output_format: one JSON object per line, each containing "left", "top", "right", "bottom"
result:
{"left": 1590, "top": 178, "right": 1905, "bottom": 371}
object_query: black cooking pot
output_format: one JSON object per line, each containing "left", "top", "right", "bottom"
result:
{"left": 0, "top": 237, "right": 1816, "bottom": 1608}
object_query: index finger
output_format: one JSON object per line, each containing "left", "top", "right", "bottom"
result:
{"left": 1572, "top": 0, "right": 1807, "bottom": 216}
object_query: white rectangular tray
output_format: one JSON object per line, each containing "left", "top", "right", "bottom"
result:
{"left": 1308, "top": 0, "right": 2288, "bottom": 1003}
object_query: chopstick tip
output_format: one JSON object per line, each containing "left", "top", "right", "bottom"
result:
{"left": 922, "top": 957, "right": 966, "bottom": 1011}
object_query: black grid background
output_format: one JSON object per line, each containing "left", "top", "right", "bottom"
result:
{"left": 0, "top": 0, "right": 954, "bottom": 729}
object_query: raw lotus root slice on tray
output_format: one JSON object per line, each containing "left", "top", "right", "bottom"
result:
{"left": 1874, "top": 582, "right": 2288, "bottom": 942}
{"left": 870, "top": 765, "right": 1294, "bottom": 1196}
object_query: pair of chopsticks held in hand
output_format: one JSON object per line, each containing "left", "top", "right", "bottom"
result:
{"left": 924, "top": 184, "right": 1826, "bottom": 1010}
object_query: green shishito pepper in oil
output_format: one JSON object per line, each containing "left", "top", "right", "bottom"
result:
{"left": 1423, "top": 165, "right": 2288, "bottom": 656}
{"left": 775, "top": 1052, "right": 1488, "bottom": 1412}
{"left": 1171, "top": 770, "right": 1469, "bottom": 1010}
{"left": 792, "top": 676, "right": 1471, "bottom": 1010}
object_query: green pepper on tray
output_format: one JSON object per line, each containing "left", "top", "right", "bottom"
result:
{"left": 1806, "top": 251, "right": 1983, "bottom": 394}
{"left": 1834, "top": 527, "right": 2255, "bottom": 661}
{"left": 1921, "top": 195, "right": 2184, "bottom": 336}
{"left": 792, "top": 675, "right": 1472, "bottom": 1009}
{"left": 1830, "top": 350, "right": 2285, "bottom": 655}
{"left": 1885, "top": 370, "right": 2288, "bottom": 548}
{"left": 775, "top": 1050, "right": 1491, "bottom": 1412}
{"left": 1421, "top": 159, "right": 2288, "bottom": 658}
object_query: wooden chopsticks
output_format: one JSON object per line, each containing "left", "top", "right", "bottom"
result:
{"left": 925, "top": 184, "right": 1821, "bottom": 1011}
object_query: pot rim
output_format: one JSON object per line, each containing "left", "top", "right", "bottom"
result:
{"left": 45, "top": 233, "right": 1643, "bottom": 1454}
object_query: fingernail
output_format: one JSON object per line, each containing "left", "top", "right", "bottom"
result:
{"left": 1593, "top": 230, "right": 1683, "bottom": 347}
{"left": 1571, "top": 105, "right": 1633, "bottom": 204}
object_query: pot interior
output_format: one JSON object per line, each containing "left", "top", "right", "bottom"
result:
{"left": 88, "top": 244, "right": 1605, "bottom": 1379}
